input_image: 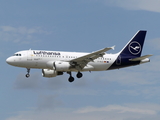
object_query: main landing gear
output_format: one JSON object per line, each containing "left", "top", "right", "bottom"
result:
{"left": 67, "top": 72, "right": 83, "bottom": 82}
{"left": 77, "top": 72, "right": 83, "bottom": 78}
{"left": 25, "top": 68, "right": 30, "bottom": 78}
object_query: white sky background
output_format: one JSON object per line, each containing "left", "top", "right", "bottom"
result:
{"left": 1, "top": 0, "right": 160, "bottom": 120}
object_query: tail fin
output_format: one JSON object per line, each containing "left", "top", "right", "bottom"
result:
{"left": 119, "top": 30, "right": 147, "bottom": 57}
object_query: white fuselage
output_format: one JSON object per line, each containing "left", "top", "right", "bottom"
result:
{"left": 6, "top": 50, "right": 118, "bottom": 72}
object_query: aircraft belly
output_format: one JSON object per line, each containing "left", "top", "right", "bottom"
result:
{"left": 17, "top": 59, "right": 47, "bottom": 69}
{"left": 30, "top": 61, "right": 47, "bottom": 69}
{"left": 88, "top": 62, "right": 111, "bottom": 71}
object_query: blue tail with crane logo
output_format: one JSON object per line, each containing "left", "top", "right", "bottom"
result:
{"left": 109, "top": 30, "right": 147, "bottom": 69}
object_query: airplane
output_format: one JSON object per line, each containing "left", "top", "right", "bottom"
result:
{"left": 6, "top": 30, "right": 152, "bottom": 82}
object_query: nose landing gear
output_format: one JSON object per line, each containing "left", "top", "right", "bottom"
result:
{"left": 25, "top": 68, "right": 30, "bottom": 78}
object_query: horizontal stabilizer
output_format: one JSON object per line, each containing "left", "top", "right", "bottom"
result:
{"left": 129, "top": 55, "right": 152, "bottom": 61}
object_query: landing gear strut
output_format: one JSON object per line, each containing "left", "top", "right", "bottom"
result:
{"left": 67, "top": 72, "right": 74, "bottom": 82}
{"left": 26, "top": 68, "right": 30, "bottom": 78}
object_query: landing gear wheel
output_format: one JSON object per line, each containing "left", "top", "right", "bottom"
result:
{"left": 77, "top": 72, "right": 83, "bottom": 78}
{"left": 26, "top": 74, "right": 30, "bottom": 78}
{"left": 68, "top": 76, "right": 74, "bottom": 82}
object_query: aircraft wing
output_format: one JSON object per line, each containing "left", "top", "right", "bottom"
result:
{"left": 69, "top": 46, "right": 115, "bottom": 70}
{"left": 129, "top": 55, "right": 152, "bottom": 61}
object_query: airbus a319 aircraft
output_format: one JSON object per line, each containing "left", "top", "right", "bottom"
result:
{"left": 6, "top": 30, "right": 152, "bottom": 82}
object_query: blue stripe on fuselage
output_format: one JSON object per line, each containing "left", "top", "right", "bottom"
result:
{"left": 108, "top": 54, "right": 140, "bottom": 70}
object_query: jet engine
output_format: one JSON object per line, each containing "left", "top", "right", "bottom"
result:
{"left": 46, "top": 61, "right": 71, "bottom": 71}
{"left": 54, "top": 61, "right": 71, "bottom": 71}
{"left": 42, "top": 69, "right": 63, "bottom": 78}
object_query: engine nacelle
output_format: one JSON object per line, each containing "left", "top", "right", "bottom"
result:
{"left": 54, "top": 61, "right": 71, "bottom": 71}
{"left": 42, "top": 69, "right": 63, "bottom": 78}
{"left": 46, "top": 61, "right": 71, "bottom": 71}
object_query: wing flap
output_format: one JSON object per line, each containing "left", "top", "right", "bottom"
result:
{"left": 129, "top": 55, "right": 152, "bottom": 61}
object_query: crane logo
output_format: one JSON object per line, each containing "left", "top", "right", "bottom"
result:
{"left": 128, "top": 41, "right": 141, "bottom": 55}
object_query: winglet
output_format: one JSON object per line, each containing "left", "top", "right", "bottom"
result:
{"left": 111, "top": 45, "right": 115, "bottom": 50}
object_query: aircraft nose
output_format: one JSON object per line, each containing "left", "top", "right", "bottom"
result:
{"left": 6, "top": 57, "right": 14, "bottom": 65}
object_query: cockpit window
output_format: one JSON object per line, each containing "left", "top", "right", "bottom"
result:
{"left": 14, "top": 54, "right": 22, "bottom": 56}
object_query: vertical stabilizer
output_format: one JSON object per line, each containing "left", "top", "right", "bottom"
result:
{"left": 119, "top": 30, "right": 147, "bottom": 57}
{"left": 108, "top": 30, "right": 147, "bottom": 70}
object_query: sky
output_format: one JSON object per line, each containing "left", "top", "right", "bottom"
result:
{"left": 1, "top": 0, "right": 160, "bottom": 120}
